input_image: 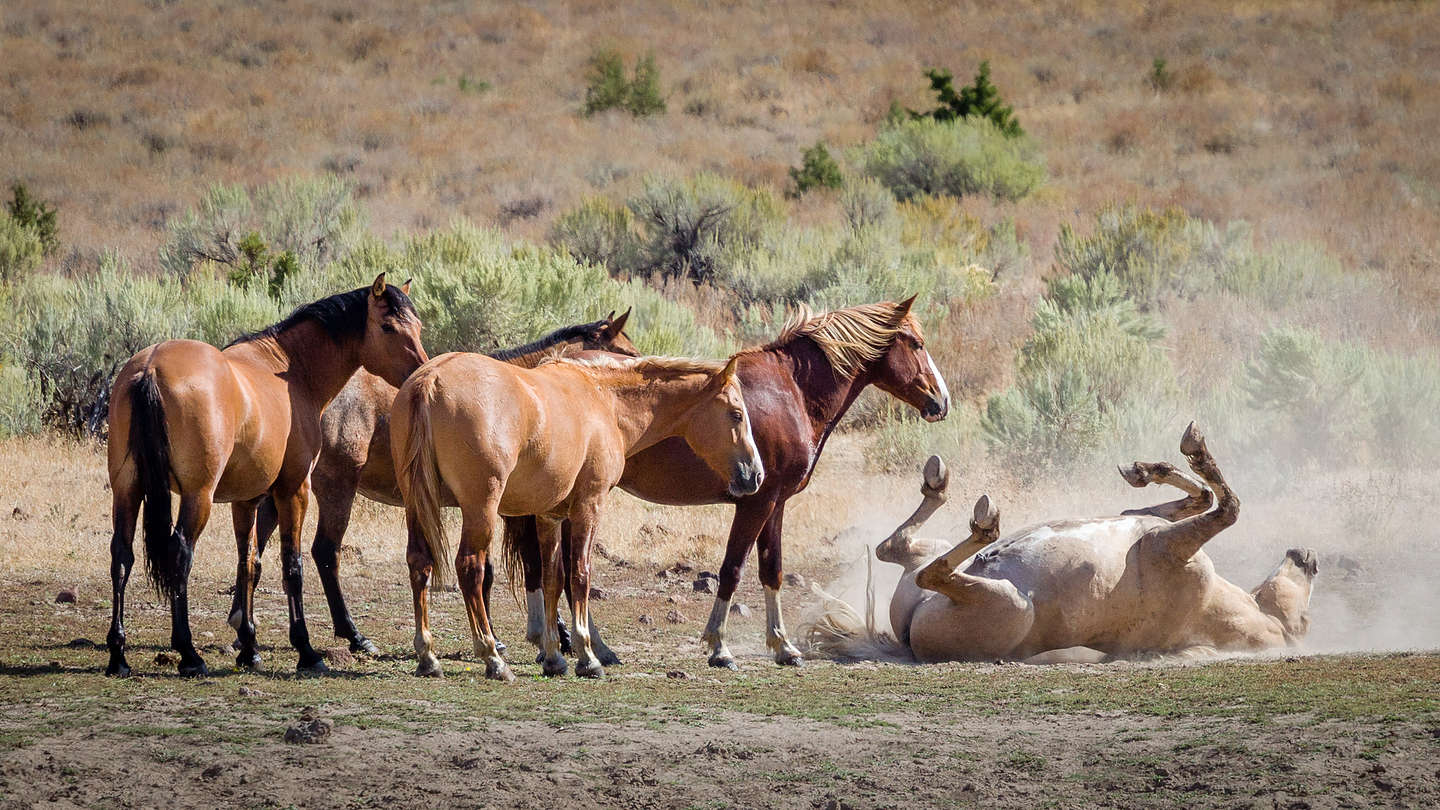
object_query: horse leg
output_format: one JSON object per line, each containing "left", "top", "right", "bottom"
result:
{"left": 170, "top": 491, "right": 213, "bottom": 677}
{"left": 309, "top": 472, "right": 378, "bottom": 655}
{"left": 231, "top": 495, "right": 277, "bottom": 650}
{"left": 756, "top": 503, "right": 803, "bottom": 667}
{"left": 875, "top": 456, "right": 951, "bottom": 572}
{"left": 535, "top": 515, "right": 568, "bottom": 677}
{"left": 105, "top": 485, "right": 141, "bottom": 677}
{"left": 272, "top": 481, "right": 327, "bottom": 673}
{"left": 704, "top": 497, "right": 777, "bottom": 670}
{"left": 557, "top": 515, "right": 616, "bottom": 664}
{"left": 1120, "top": 460, "right": 1213, "bottom": 521}
{"left": 481, "top": 558, "right": 507, "bottom": 654}
{"left": 522, "top": 517, "right": 573, "bottom": 660}
{"left": 914, "top": 495, "right": 1003, "bottom": 591}
{"left": 456, "top": 502, "right": 513, "bottom": 682}
{"left": 230, "top": 499, "right": 263, "bottom": 670}
{"left": 565, "top": 500, "right": 605, "bottom": 679}
{"left": 1143, "top": 423, "right": 1239, "bottom": 564}
{"left": 406, "top": 510, "right": 442, "bottom": 677}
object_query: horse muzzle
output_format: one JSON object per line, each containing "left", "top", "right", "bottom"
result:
{"left": 728, "top": 460, "right": 764, "bottom": 497}
{"left": 921, "top": 394, "right": 949, "bottom": 423}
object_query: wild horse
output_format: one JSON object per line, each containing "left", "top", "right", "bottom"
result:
{"left": 394, "top": 352, "right": 764, "bottom": 681}
{"left": 105, "top": 275, "right": 427, "bottom": 676}
{"left": 231, "top": 311, "right": 637, "bottom": 659}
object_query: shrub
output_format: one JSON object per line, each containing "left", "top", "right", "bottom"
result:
{"left": 549, "top": 196, "right": 639, "bottom": 271}
{"left": 160, "top": 175, "right": 363, "bottom": 279}
{"left": 584, "top": 50, "right": 666, "bottom": 117}
{"left": 858, "top": 117, "right": 1046, "bottom": 202}
{"left": 909, "top": 61, "right": 1023, "bottom": 138}
{"left": 840, "top": 177, "right": 899, "bottom": 234}
{"left": 1241, "top": 327, "right": 1371, "bottom": 463}
{"left": 6, "top": 184, "right": 59, "bottom": 256}
{"left": 789, "top": 142, "right": 844, "bottom": 197}
{"left": 1149, "top": 58, "right": 1173, "bottom": 92}
{"left": 0, "top": 363, "right": 42, "bottom": 437}
{"left": 0, "top": 211, "right": 44, "bottom": 284}
{"left": 627, "top": 173, "right": 784, "bottom": 284}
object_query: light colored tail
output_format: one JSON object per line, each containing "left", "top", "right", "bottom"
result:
{"left": 799, "top": 547, "right": 913, "bottom": 663}
{"left": 397, "top": 371, "right": 452, "bottom": 588}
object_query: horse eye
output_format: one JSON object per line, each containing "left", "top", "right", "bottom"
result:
{"left": 381, "top": 323, "right": 397, "bottom": 334}
{"left": 729, "top": 410, "right": 744, "bottom": 423}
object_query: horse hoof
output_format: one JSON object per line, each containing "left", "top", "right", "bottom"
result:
{"left": 178, "top": 660, "right": 209, "bottom": 678}
{"left": 296, "top": 658, "right": 329, "bottom": 677}
{"left": 541, "top": 656, "right": 568, "bottom": 678}
{"left": 708, "top": 654, "right": 739, "bottom": 671}
{"left": 597, "top": 649, "right": 623, "bottom": 667}
{"left": 777, "top": 652, "right": 805, "bottom": 667}
{"left": 415, "top": 658, "right": 444, "bottom": 678}
{"left": 349, "top": 636, "right": 380, "bottom": 656}
{"left": 236, "top": 651, "right": 263, "bottom": 670}
{"left": 485, "top": 660, "right": 516, "bottom": 683}
{"left": 575, "top": 660, "right": 605, "bottom": 680}
{"left": 104, "top": 659, "right": 131, "bottom": 678}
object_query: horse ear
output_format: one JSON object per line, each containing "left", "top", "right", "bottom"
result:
{"left": 605, "top": 310, "right": 616, "bottom": 321}
{"left": 371, "top": 272, "right": 387, "bottom": 298}
{"left": 895, "top": 294, "right": 918, "bottom": 317}
{"left": 400, "top": 278, "right": 412, "bottom": 295}
{"left": 609, "top": 307, "right": 632, "bottom": 335}
{"left": 720, "top": 354, "right": 742, "bottom": 385}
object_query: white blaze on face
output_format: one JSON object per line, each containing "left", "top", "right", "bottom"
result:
{"left": 925, "top": 350, "right": 951, "bottom": 412}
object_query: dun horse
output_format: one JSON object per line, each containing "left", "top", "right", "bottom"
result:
{"left": 506, "top": 297, "right": 950, "bottom": 669}
{"left": 393, "top": 352, "right": 764, "bottom": 681}
{"left": 105, "top": 275, "right": 427, "bottom": 677}
{"left": 230, "top": 311, "right": 637, "bottom": 657}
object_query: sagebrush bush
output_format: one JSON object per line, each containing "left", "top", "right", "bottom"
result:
{"left": 160, "top": 175, "right": 363, "bottom": 279}
{"left": 0, "top": 362, "right": 42, "bottom": 437}
{"left": 626, "top": 173, "right": 784, "bottom": 284}
{"left": 840, "top": 177, "right": 899, "bottom": 234}
{"left": 0, "top": 211, "right": 45, "bottom": 284}
{"left": 858, "top": 117, "right": 1045, "bottom": 202}
{"left": 548, "top": 196, "right": 639, "bottom": 271}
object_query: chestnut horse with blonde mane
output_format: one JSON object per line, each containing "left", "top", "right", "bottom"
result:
{"left": 393, "top": 351, "right": 764, "bottom": 681}
{"left": 105, "top": 274, "right": 427, "bottom": 677}
{"left": 506, "top": 296, "right": 951, "bottom": 669}
{"left": 230, "top": 310, "right": 638, "bottom": 658}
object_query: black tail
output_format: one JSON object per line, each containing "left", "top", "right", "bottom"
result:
{"left": 131, "top": 373, "right": 183, "bottom": 600}
{"left": 499, "top": 516, "right": 529, "bottom": 606}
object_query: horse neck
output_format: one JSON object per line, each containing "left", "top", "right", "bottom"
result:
{"left": 772, "top": 339, "right": 877, "bottom": 443}
{"left": 597, "top": 368, "right": 714, "bottom": 455}
{"left": 263, "top": 320, "right": 364, "bottom": 407}
{"left": 489, "top": 328, "right": 583, "bottom": 369}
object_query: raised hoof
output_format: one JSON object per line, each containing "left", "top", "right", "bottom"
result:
{"left": 1180, "top": 421, "right": 1205, "bottom": 456}
{"left": 485, "top": 659, "right": 516, "bottom": 683}
{"left": 177, "top": 659, "right": 209, "bottom": 678}
{"left": 970, "top": 495, "right": 999, "bottom": 532}
{"left": 575, "top": 659, "right": 605, "bottom": 680}
{"left": 541, "top": 655, "right": 568, "bottom": 678}
{"left": 104, "top": 657, "right": 132, "bottom": 678}
{"left": 596, "top": 648, "right": 623, "bottom": 667}
{"left": 708, "top": 654, "right": 739, "bottom": 671}
{"left": 1118, "top": 463, "right": 1149, "bottom": 488}
{"left": 236, "top": 651, "right": 263, "bottom": 670}
{"left": 296, "top": 658, "right": 329, "bottom": 677}
{"left": 415, "top": 656, "right": 443, "bottom": 678}
{"left": 349, "top": 636, "right": 381, "bottom": 656}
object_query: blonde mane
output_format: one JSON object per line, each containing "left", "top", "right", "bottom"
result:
{"left": 552, "top": 353, "right": 725, "bottom": 379}
{"left": 767, "top": 301, "right": 914, "bottom": 377}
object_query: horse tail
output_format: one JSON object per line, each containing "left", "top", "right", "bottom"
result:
{"left": 131, "top": 371, "right": 183, "bottom": 600}
{"left": 499, "top": 516, "right": 528, "bottom": 605}
{"left": 397, "top": 371, "right": 452, "bottom": 588}
{"left": 798, "top": 547, "right": 913, "bottom": 663}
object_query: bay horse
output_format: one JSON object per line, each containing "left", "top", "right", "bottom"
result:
{"left": 393, "top": 351, "right": 764, "bottom": 681}
{"left": 105, "top": 274, "right": 427, "bottom": 677}
{"left": 506, "top": 297, "right": 950, "bottom": 669}
{"left": 229, "top": 311, "right": 637, "bottom": 658}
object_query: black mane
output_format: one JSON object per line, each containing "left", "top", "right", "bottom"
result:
{"left": 227, "top": 284, "right": 416, "bottom": 348}
{"left": 487, "top": 319, "right": 604, "bottom": 361}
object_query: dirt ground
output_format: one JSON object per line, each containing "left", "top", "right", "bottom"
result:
{"left": 1, "top": 437, "right": 1437, "bottom": 809}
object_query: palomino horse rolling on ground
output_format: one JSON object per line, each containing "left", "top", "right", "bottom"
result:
{"left": 230, "top": 311, "right": 638, "bottom": 658}
{"left": 848, "top": 423, "right": 1318, "bottom": 662}
{"left": 393, "top": 352, "right": 764, "bottom": 681}
{"left": 105, "top": 275, "right": 427, "bottom": 677}
{"left": 506, "top": 297, "right": 950, "bottom": 669}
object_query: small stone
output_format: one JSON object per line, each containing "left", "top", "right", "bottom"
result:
{"left": 298, "top": 705, "right": 320, "bottom": 721}
{"left": 238, "top": 685, "right": 263, "bottom": 697}
{"left": 665, "top": 670, "right": 690, "bottom": 680}
{"left": 784, "top": 572, "right": 807, "bottom": 589}
{"left": 637, "top": 614, "right": 654, "bottom": 626}
{"left": 666, "top": 559, "right": 694, "bottom": 575}
{"left": 665, "top": 609, "right": 688, "bottom": 624}
{"left": 321, "top": 647, "right": 355, "bottom": 667}
{"left": 693, "top": 576, "right": 719, "bottom": 595}
{"left": 667, "top": 595, "right": 684, "bottom": 604}
{"left": 588, "top": 587, "right": 609, "bottom": 601}
{"left": 729, "top": 603, "right": 752, "bottom": 618}
{"left": 54, "top": 587, "right": 78, "bottom": 604}
{"left": 200, "top": 630, "right": 215, "bottom": 639}
{"left": 283, "top": 717, "right": 333, "bottom": 745}
{"left": 154, "top": 651, "right": 178, "bottom": 667}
